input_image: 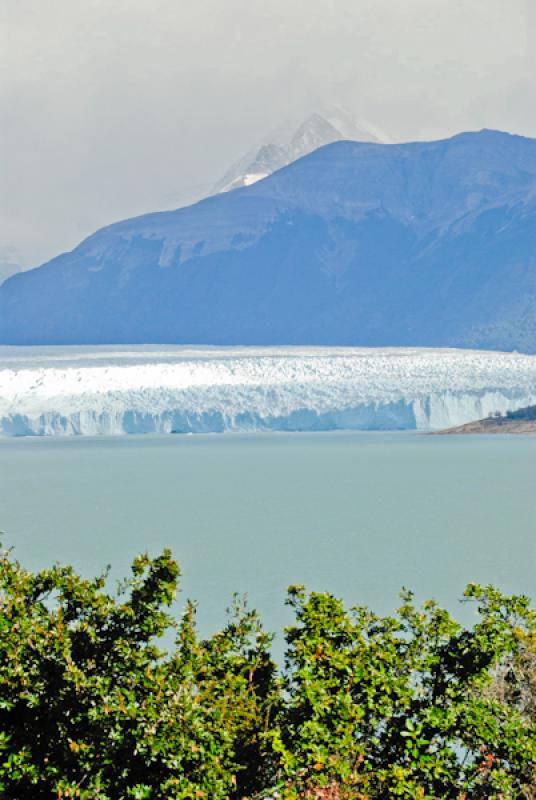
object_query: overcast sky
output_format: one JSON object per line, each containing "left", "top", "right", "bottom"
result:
{"left": 1, "top": 0, "right": 535, "bottom": 268}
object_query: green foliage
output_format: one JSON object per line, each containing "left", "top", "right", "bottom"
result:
{"left": 0, "top": 544, "right": 534, "bottom": 799}
{"left": 274, "top": 584, "right": 535, "bottom": 799}
{"left": 0, "top": 547, "right": 277, "bottom": 799}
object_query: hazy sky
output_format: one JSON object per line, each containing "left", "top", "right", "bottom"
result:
{"left": 1, "top": 0, "right": 535, "bottom": 268}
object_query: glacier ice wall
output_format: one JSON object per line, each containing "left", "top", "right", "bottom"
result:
{"left": 1, "top": 345, "right": 536, "bottom": 437}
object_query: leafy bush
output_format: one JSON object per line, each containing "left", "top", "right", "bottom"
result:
{"left": 0, "top": 545, "right": 534, "bottom": 799}
{"left": 274, "top": 585, "right": 535, "bottom": 799}
{"left": 0, "top": 548, "right": 277, "bottom": 799}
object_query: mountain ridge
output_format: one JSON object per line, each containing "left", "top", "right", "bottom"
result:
{"left": 1, "top": 128, "right": 536, "bottom": 350}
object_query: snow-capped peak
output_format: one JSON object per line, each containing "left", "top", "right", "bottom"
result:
{"left": 212, "top": 107, "right": 388, "bottom": 194}
{"left": 287, "top": 113, "right": 343, "bottom": 160}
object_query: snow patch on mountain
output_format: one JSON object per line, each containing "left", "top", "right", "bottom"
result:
{"left": 1, "top": 346, "right": 535, "bottom": 437}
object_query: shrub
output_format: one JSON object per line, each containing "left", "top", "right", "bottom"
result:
{"left": 0, "top": 547, "right": 277, "bottom": 799}
{"left": 273, "top": 584, "right": 535, "bottom": 799}
{"left": 0, "top": 544, "right": 534, "bottom": 799}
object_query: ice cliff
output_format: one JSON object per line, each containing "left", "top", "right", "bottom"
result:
{"left": 1, "top": 346, "right": 536, "bottom": 437}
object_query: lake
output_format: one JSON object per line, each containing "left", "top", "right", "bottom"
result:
{"left": 0, "top": 431, "right": 534, "bottom": 648}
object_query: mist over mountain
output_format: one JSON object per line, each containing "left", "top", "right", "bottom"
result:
{"left": 1, "top": 129, "right": 536, "bottom": 351}
{"left": 0, "top": 261, "right": 21, "bottom": 287}
{"left": 212, "top": 107, "right": 387, "bottom": 193}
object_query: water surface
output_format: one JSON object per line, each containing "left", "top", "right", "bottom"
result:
{"left": 0, "top": 432, "right": 534, "bottom": 642}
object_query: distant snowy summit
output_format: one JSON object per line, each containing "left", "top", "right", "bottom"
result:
{"left": 2, "top": 129, "right": 536, "bottom": 351}
{"left": 212, "top": 107, "right": 389, "bottom": 193}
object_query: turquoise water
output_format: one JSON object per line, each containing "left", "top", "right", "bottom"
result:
{"left": 0, "top": 432, "right": 534, "bottom": 641}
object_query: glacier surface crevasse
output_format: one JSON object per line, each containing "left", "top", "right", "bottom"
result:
{"left": 1, "top": 346, "right": 536, "bottom": 437}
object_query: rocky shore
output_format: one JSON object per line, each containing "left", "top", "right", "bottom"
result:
{"left": 435, "top": 416, "right": 536, "bottom": 434}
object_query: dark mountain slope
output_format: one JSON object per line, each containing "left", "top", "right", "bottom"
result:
{"left": 1, "top": 129, "right": 536, "bottom": 348}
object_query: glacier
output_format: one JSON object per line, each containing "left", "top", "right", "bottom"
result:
{"left": 1, "top": 346, "right": 536, "bottom": 437}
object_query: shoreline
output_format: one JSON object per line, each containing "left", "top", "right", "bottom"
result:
{"left": 434, "top": 418, "right": 536, "bottom": 435}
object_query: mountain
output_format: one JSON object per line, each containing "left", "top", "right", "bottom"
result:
{"left": 212, "top": 109, "right": 385, "bottom": 193}
{"left": 1, "top": 129, "right": 536, "bottom": 350}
